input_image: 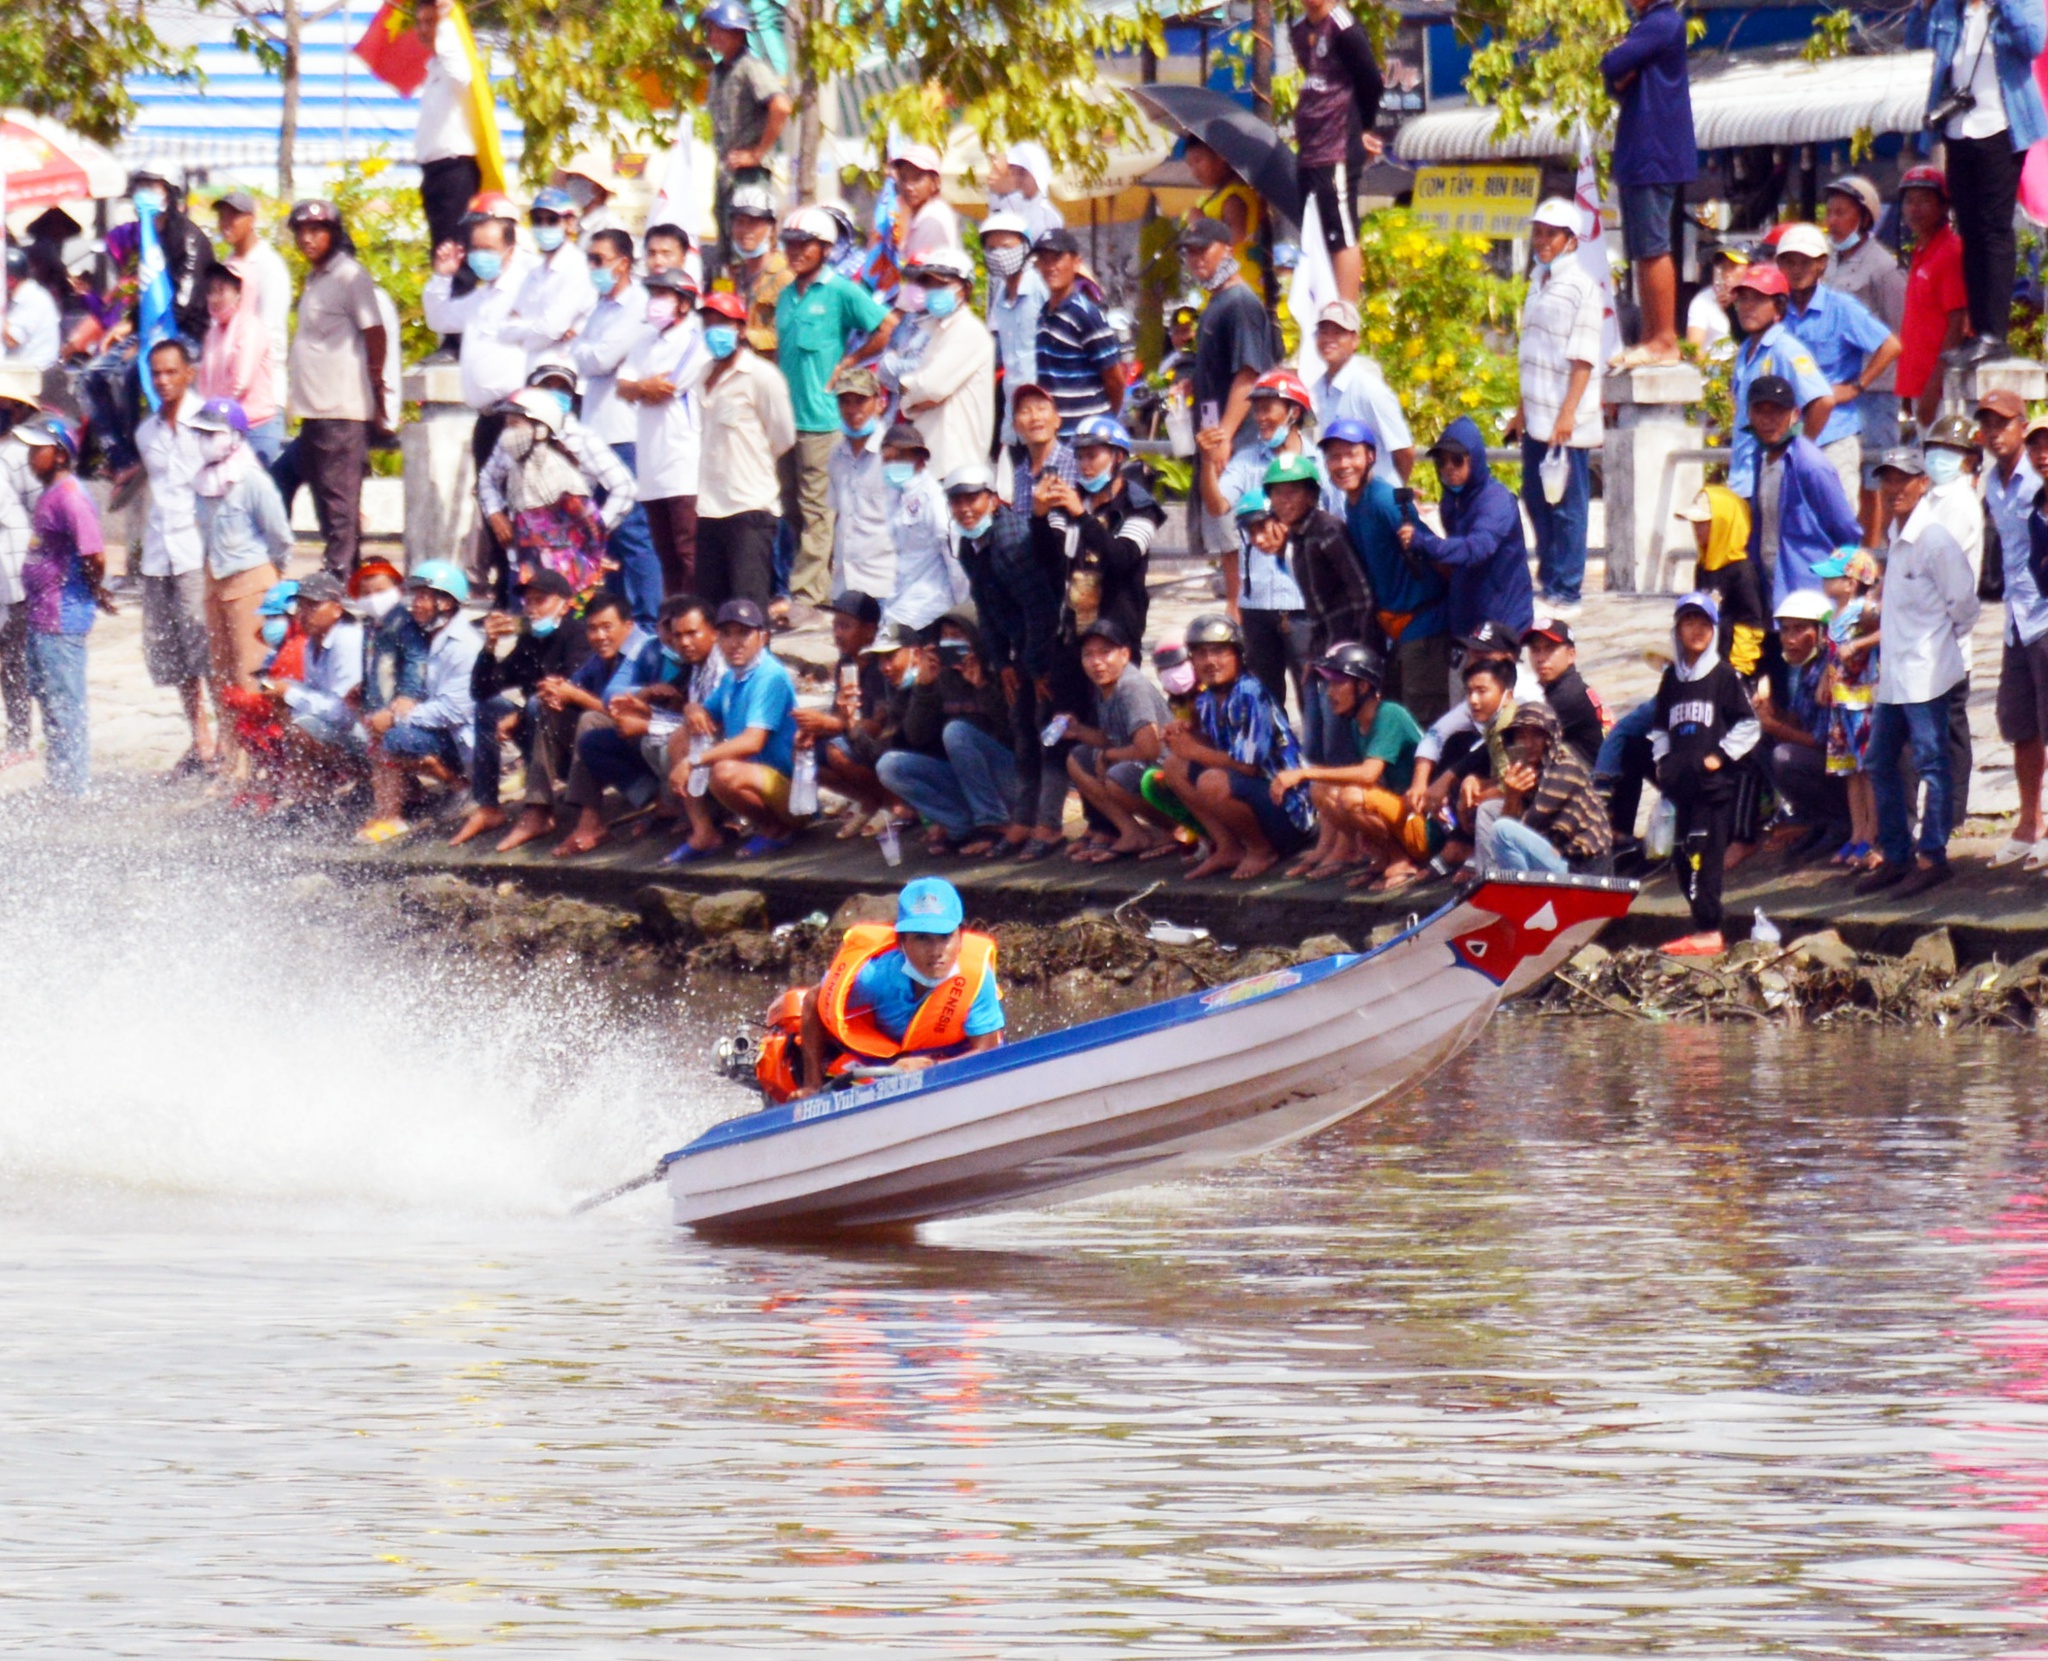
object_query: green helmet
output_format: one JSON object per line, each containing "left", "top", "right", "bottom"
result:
{"left": 1184, "top": 612, "right": 1243, "bottom": 649}
{"left": 1263, "top": 452, "right": 1322, "bottom": 489}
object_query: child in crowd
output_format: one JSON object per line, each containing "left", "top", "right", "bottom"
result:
{"left": 1521, "top": 615, "right": 1607, "bottom": 764}
{"left": 1818, "top": 546, "right": 1882, "bottom": 869}
{"left": 1676, "top": 485, "right": 1765, "bottom": 677}
{"left": 13, "top": 414, "right": 102, "bottom": 796}
{"left": 1063, "top": 617, "right": 1178, "bottom": 860}
{"left": 1137, "top": 635, "right": 1205, "bottom": 846}
{"left": 1649, "top": 592, "right": 1760, "bottom": 957}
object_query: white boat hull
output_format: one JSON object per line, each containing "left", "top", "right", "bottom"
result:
{"left": 663, "top": 873, "right": 1635, "bottom": 1233}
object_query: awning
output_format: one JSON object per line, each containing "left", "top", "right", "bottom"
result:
{"left": 1395, "top": 49, "right": 1935, "bottom": 164}
{"left": 2, "top": 110, "right": 126, "bottom": 210}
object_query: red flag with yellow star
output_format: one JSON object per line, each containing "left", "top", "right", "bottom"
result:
{"left": 354, "top": 0, "right": 431, "bottom": 96}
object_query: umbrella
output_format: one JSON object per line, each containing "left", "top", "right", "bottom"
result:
{"left": 1127, "top": 83, "right": 1300, "bottom": 227}
{"left": 2, "top": 109, "right": 125, "bottom": 214}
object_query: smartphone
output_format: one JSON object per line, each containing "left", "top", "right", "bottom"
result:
{"left": 1393, "top": 487, "right": 1415, "bottom": 511}
{"left": 938, "top": 640, "right": 971, "bottom": 664}
{"left": 1199, "top": 399, "right": 1221, "bottom": 431}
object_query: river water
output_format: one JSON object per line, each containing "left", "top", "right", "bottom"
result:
{"left": 6, "top": 833, "right": 2048, "bottom": 1655}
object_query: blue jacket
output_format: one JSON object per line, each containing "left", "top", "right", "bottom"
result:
{"left": 1407, "top": 416, "right": 1534, "bottom": 638}
{"left": 1601, "top": 2, "right": 1697, "bottom": 189}
{"left": 1748, "top": 436, "right": 1862, "bottom": 613}
{"left": 1910, "top": 0, "right": 2048, "bottom": 153}
{"left": 569, "top": 627, "right": 666, "bottom": 702}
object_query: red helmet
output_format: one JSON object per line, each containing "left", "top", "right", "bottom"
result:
{"left": 1731, "top": 262, "right": 1790, "bottom": 299}
{"left": 699, "top": 290, "right": 748, "bottom": 323}
{"left": 1901, "top": 163, "right": 1949, "bottom": 199}
{"left": 1249, "top": 368, "right": 1314, "bottom": 414}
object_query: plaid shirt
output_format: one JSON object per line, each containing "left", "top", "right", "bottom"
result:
{"left": 1012, "top": 439, "right": 1078, "bottom": 513}
{"left": 1517, "top": 258, "right": 1605, "bottom": 448}
{"left": 0, "top": 445, "right": 37, "bottom": 606}
{"left": 475, "top": 413, "right": 638, "bottom": 532}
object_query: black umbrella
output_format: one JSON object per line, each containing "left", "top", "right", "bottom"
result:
{"left": 1128, "top": 83, "right": 1301, "bottom": 227}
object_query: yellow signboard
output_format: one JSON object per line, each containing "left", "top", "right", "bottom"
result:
{"left": 1411, "top": 166, "right": 1543, "bottom": 240}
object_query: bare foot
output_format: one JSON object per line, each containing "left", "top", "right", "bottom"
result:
{"left": 1230, "top": 849, "right": 1279, "bottom": 882}
{"left": 449, "top": 805, "right": 508, "bottom": 846}
{"left": 1301, "top": 857, "right": 1363, "bottom": 882}
{"left": 494, "top": 809, "right": 555, "bottom": 853}
{"left": 551, "top": 824, "right": 608, "bottom": 858}
{"left": 1185, "top": 847, "right": 1241, "bottom": 880}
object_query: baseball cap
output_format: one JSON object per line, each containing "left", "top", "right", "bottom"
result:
{"left": 891, "top": 141, "right": 944, "bottom": 176}
{"left": 826, "top": 590, "right": 882, "bottom": 625}
{"left": 1317, "top": 300, "right": 1361, "bottom": 332}
{"left": 714, "top": 598, "right": 768, "bottom": 631}
{"left": 863, "top": 622, "right": 916, "bottom": 653}
{"left": 1775, "top": 589, "right": 1835, "bottom": 624}
{"left": 212, "top": 189, "right": 258, "bottom": 216}
{"left": 519, "top": 568, "right": 574, "bottom": 599}
{"left": 2027, "top": 414, "right": 2048, "bottom": 442}
{"left": 979, "top": 210, "right": 1030, "bottom": 240}
{"left": 1319, "top": 417, "right": 1381, "bottom": 451}
{"left": 286, "top": 198, "right": 340, "bottom": 227}
{"left": 1530, "top": 196, "right": 1579, "bottom": 231}
{"left": 942, "top": 461, "right": 997, "bottom": 497}
{"left": 1526, "top": 615, "right": 1576, "bottom": 647}
{"left": 1078, "top": 617, "right": 1131, "bottom": 649}
{"left": 1674, "top": 589, "right": 1721, "bottom": 624}
{"left": 1976, "top": 389, "right": 2026, "bottom": 421}
{"left": 1775, "top": 222, "right": 1829, "bottom": 260}
{"left": 895, "top": 876, "right": 964, "bottom": 936}
{"left": 187, "top": 397, "right": 249, "bottom": 435}
{"left": 530, "top": 186, "right": 576, "bottom": 216}
{"left": 1732, "top": 263, "right": 1790, "bottom": 298}
{"left": 699, "top": 291, "right": 746, "bottom": 323}
{"left": 881, "top": 420, "right": 929, "bottom": 452}
{"left": 1457, "top": 620, "right": 1523, "bottom": 657}
{"left": 1032, "top": 227, "right": 1082, "bottom": 257}
{"left": 1178, "top": 215, "right": 1233, "bottom": 249}
{"left": 1874, "top": 446, "right": 1927, "bottom": 477}
{"left": 1824, "top": 175, "right": 1883, "bottom": 225}
{"left": 295, "top": 573, "right": 347, "bottom": 606}
{"left": 1747, "top": 373, "right": 1797, "bottom": 410}
{"left": 831, "top": 364, "right": 881, "bottom": 398}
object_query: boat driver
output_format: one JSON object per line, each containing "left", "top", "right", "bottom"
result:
{"left": 795, "top": 877, "right": 1005, "bottom": 1095}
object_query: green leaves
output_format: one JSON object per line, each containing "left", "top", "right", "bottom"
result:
{"left": 0, "top": 0, "right": 199, "bottom": 147}
{"left": 1455, "top": 0, "right": 1627, "bottom": 147}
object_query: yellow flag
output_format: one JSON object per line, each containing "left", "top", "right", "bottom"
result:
{"left": 447, "top": 0, "right": 508, "bottom": 195}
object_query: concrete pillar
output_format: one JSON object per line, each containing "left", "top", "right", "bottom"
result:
{"left": 1600, "top": 362, "right": 1707, "bottom": 595}
{"left": 401, "top": 362, "right": 478, "bottom": 573}
{"left": 1951, "top": 353, "right": 2048, "bottom": 413}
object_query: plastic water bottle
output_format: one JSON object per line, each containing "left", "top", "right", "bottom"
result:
{"left": 789, "top": 744, "right": 819, "bottom": 816}
{"left": 878, "top": 819, "right": 903, "bottom": 867}
{"left": 1645, "top": 796, "right": 1677, "bottom": 862}
{"left": 685, "top": 736, "right": 710, "bottom": 798}
{"left": 1041, "top": 712, "right": 1071, "bottom": 748}
{"left": 1752, "top": 906, "right": 1782, "bottom": 947}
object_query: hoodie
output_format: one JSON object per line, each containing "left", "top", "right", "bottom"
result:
{"left": 1690, "top": 484, "right": 1766, "bottom": 677}
{"left": 1407, "top": 417, "right": 1534, "bottom": 638}
{"left": 1649, "top": 631, "right": 1760, "bottom": 804}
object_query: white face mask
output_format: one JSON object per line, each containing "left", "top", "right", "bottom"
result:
{"left": 201, "top": 430, "right": 240, "bottom": 463}
{"left": 502, "top": 423, "right": 536, "bottom": 462}
{"left": 364, "top": 587, "right": 402, "bottom": 619}
{"left": 1925, "top": 448, "right": 1966, "bottom": 486}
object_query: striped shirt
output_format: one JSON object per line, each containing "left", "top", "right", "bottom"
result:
{"left": 1517, "top": 258, "right": 1605, "bottom": 448}
{"left": 1033, "top": 290, "right": 1121, "bottom": 435}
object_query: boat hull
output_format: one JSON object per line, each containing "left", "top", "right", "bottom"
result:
{"left": 664, "top": 873, "right": 1634, "bottom": 1233}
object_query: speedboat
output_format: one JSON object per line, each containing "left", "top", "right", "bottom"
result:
{"left": 660, "top": 872, "right": 1636, "bottom": 1235}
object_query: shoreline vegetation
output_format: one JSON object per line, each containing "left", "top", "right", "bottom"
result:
{"left": 343, "top": 871, "right": 2048, "bottom": 1032}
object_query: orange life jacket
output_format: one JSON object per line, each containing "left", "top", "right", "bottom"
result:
{"left": 814, "top": 922, "right": 998, "bottom": 1062}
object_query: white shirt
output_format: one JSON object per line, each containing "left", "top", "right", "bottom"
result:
{"left": 1312, "top": 356, "right": 1413, "bottom": 486}
{"left": 621, "top": 316, "right": 710, "bottom": 500}
{"left": 1880, "top": 494, "right": 1981, "bottom": 704}
{"left": 1686, "top": 288, "right": 1730, "bottom": 348}
{"left": 987, "top": 190, "right": 1064, "bottom": 247}
{"left": 896, "top": 308, "right": 995, "bottom": 484}
{"left": 281, "top": 618, "right": 366, "bottom": 728}
{"left": 1950, "top": 0, "right": 2011, "bottom": 140}
{"left": 567, "top": 280, "right": 649, "bottom": 446}
{"left": 233, "top": 240, "right": 293, "bottom": 412}
{"left": 416, "top": 15, "right": 477, "bottom": 163}
{"left": 423, "top": 270, "right": 532, "bottom": 411}
{"left": 1518, "top": 257, "right": 1605, "bottom": 447}
{"left": 3, "top": 280, "right": 61, "bottom": 371}
{"left": 696, "top": 348, "right": 796, "bottom": 520}
{"left": 508, "top": 242, "right": 597, "bottom": 363}
{"left": 1923, "top": 471, "right": 1986, "bottom": 676}
{"left": 135, "top": 391, "right": 206, "bottom": 578}
{"left": 373, "top": 286, "right": 402, "bottom": 431}
{"left": 901, "top": 197, "right": 962, "bottom": 265}
{"left": 882, "top": 469, "right": 969, "bottom": 631}
{"left": 829, "top": 437, "right": 893, "bottom": 598}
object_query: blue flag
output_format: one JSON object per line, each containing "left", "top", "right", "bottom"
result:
{"left": 135, "top": 202, "right": 175, "bottom": 412}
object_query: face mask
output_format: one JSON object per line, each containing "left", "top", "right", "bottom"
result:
{"left": 985, "top": 243, "right": 1026, "bottom": 279}
{"left": 260, "top": 616, "right": 289, "bottom": 648}
{"left": 133, "top": 187, "right": 166, "bottom": 214}
{"left": 704, "top": 325, "right": 740, "bottom": 359}
{"left": 659, "top": 645, "right": 683, "bottom": 676}
{"left": 646, "top": 295, "right": 680, "bottom": 326}
{"left": 1533, "top": 250, "right": 1556, "bottom": 270}
{"left": 958, "top": 513, "right": 993, "bottom": 540}
{"left": 503, "top": 424, "right": 536, "bottom": 461}
{"left": 901, "top": 956, "right": 947, "bottom": 988}
{"left": 883, "top": 460, "right": 918, "bottom": 490}
{"left": 543, "top": 388, "right": 573, "bottom": 421}
{"left": 842, "top": 416, "right": 878, "bottom": 439}
{"left": 1079, "top": 465, "right": 1114, "bottom": 493}
{"left": 731, "top": 231, "right": 770, "bottom": 259}
{"left": 591, "top": 264, "right": 617, "bottom": 297}
{"left": 533, "top": 224, "right": 565, "bottom": 253}
{"left": 531, "top": 615, "right": 560, "bottom": 638}
{"left": 1926, "top": 448, "right": 1965, "bottom": 485}
{"left": 1829, "top": 230, "right": 1860, "bottom": 252}
{"left": 364, "top": 586, "right": 402, "bottom": 619}
{"left": 1256, "top": 427, "right": 1285, "bottom": 457}
{"left": 1195, "top": 253, "right": 1240, "bottom": 293}
{"left": 925, "top": 286, "right": 960, "bottom": 319}
{"left": 467, "top": 249, "right": 504, "bottom": 282}
{"left": 896, "top": 284, "right": 928, "bottom": 314}
{"left": 201, "top": 430, "right": 240, "bottom": 463}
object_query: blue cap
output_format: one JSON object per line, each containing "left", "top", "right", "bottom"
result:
{"left": 895, "top": 877, "right": 964, "bottom": 936}
{"left": 530, "top": 186, "right": 576, "bottom": 216}
{"left": 1812, "top": 544, "right": 1860, "bottom": 580}
{"left": 1318, "top": 417, "right": 1381, "bottom": 451}
{"left": 702, "top": 0, "right": 754, "bottom": 30}
{"left": 1674, "top": 589, "right": 1720, "bottom": 624}
{"left": 258, "top": 580, "right": 301, "bottom": 617}
{"left": 1072, "top": 415, "right": 1134, "bottom": 452}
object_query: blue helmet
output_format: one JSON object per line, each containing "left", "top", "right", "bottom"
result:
{"left": 702, "top": 0, "right": 754, "bottom": 31}
{"left": 258, "top": 580, "right": 301, "bottom": 617}
{"left": 1233, "top": 486, "right": 1272, "bottom": 520}
{"left": 406, "top": 559, "right": 471, "bottom": 603}
{"left": 1319, "top": 417, "right": 1381, "bottom": 452}
{"left": 895, "top": 877, "right": 965, "bottom": 936}
{"left": 11, "top": 413, "right": 80, "bottom": 462}
{"left": 1072, "top": 415, "right": 1133, "bottom": 453}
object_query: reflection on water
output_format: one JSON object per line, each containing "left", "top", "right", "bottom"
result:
{"left": 8, "top": 994, "right": 2048, "bottom": 1653}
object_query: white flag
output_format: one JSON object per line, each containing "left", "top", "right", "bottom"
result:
{"left": 1573, "top": 129, "right": 1623, "bottom": 365}
{"left": 1290, "top": 196, "right": 1339, "bottom": 383}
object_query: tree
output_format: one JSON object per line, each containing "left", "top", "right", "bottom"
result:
{"left": 0, "top": 0, "right": 198, "bottom": 148}
{"left": 223, "top": 0, "right": 355, "bottom": 201}
{"left": 486, "top": 0, "right": 1164, "bottom": 191}
{"left": 1457, "top": 0, "right": 1632, "bottom": 149}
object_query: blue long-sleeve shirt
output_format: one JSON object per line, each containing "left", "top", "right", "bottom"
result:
{"left": 1749, "top": 435, "right": 1863, "bottom": 613}
{"left": 1346, "top": 476, "right": 1446, "bottom": 640}
{"left": 1600, "top": 1, "right": 1697, "bottom": 188}
{"left": 1405, "top": 417, "right": 1534, "bottom": 638}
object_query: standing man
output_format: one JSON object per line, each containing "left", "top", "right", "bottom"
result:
{"left": 1600, "top": 0, "right": 1696, "bottom": 368}
{"left": 508, "top": 188, "right": 597, "bottom": 364}
{"left": 1308, "top": 300, "right": 1414, "bottom": 486}
{"left": 211, "top": 190, "right": 291, "bottom": 426}
{"left": 412, "top": 0, "right": 482, "bottom": 263}
{"left": 896, "top": 251, "right": 995, "bottom": 482}
{"left": 1030, "top": 229, "right": 1123, "bottom": 437}
{"left": 1288, "top": 0, "right": 1383, "bottom": 304}
{"left": 1897, "top": 166, "right": 1970, "bottom": 427}
{"left": 616, "top": 269, "right": 708, "bottom": 598}
{"left": 133, "top": 340, "right": 218, "bottom": 775}
{"left": 1857, "top": 448, "right": 1980, "bottom": 897}
{"left": 703, "top": 0, "right": 791, "bottom": 267}
{"left": 1726, "top": 263, "right": 1833, "bottom": 499}
{"left": 1986, "top": 399, "right": 2048, "bottom": 868}
{"left": 569, "top": 228, "right": 661, "bottom": 630}
{"left": 981, "top": 211, "right": 1046, "bottom": 449}
{"left": 1776, "top": 221, "right": 1900, "bottom": 515}
{"left": 694, "top": 291, "right": 796, "bottom": 608}
{"left": 988, "top": 143, "right": 1065, "bottom": 246}
{"left": 423, "top": 211, "right": 531, "bottom": 419}
{"left": 1743, "top": 375, "right": 1861, "bottom": 612}
{"left": 1506, "top": 198, "right": 1605, "bottom": 612}
{"left": 1822, "top": 174, "right": 1906, "bottom": 535}
{"left": 773, "top": 206, "right": 895, "bottom": 618}
{"left": 3, "top": 248, "right": 61, "bottom": 371}
{"left": 728, "top": 186, "right": 791, "bottom": 352}
{"left": 1182, "top": 216, "right": 1277, "bottom": 455}
{"left": 1908, "top": 0, "right": 2047, "bottom": 363}
{"left": 285, "top": 200, "right": 388, "bottom": 581}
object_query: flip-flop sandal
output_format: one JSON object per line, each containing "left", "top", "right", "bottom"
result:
{"left": 735, "top": 833, "right": 794, "bottom": 859}
{"left": 354, "top": 818, "right": 411, "bottom": 845}
{"left": 1371, "top": 868, "right": 1431, "bottom": 894}
{"left": 1989, "top": 836, "right": 2037, "bottom": 868}
{"left": 663, "top": 841, "right": 722, "bottom": 865}
{"left": 1136, "top": 841, "right": 1182, "bottom": 861}
{"left": 1014, "top": 838, "right": 1062, "bottom": 863}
